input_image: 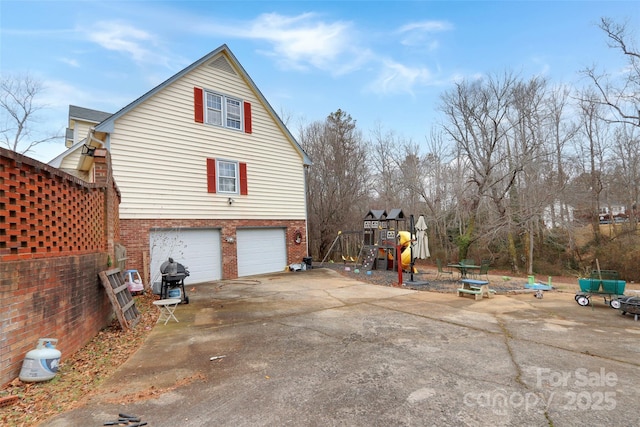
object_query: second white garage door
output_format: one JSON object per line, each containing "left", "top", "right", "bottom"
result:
{"left": 236, "top": 228, "right": 287, "bottom": 277}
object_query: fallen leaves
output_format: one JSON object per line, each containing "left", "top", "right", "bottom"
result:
{"left": 0, "top": 292, "right": 159, "bottom": 427}
{"left": 104, "top": 372, "right": 206, "bottom": 405}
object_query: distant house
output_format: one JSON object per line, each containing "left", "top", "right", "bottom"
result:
{"left": 542, "top": 202, "right": 575, "bottom": 228}
{"left": 50, "top": 44, "right": 311, "bottom": 283}
{"left": 598, "top": 204, "right": 628, "bottom": 224}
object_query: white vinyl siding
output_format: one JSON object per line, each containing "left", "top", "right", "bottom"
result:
{"left": 58, "top": 148, "right": 83, "bottom": 170}
{"left": 109, "top": 52, "right": 307, "bottom": 220}
{"left": 71, "top": 121, "right": 95, "bottom": 145}
{"left": 236, "top": 228, "right": 287, "bottom": 277}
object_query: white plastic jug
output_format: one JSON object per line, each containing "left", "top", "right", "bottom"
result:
{"left": 19, "top": 338, "right": 61, "bottom": 382}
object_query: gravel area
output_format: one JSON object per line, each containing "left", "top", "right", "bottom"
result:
{"left": 316, "top": 262, "right": 544, "bottom": 294}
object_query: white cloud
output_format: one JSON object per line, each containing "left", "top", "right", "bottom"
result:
{"left": 398, "top": 21, "right": 454, "bottom": 34}
{"left": 450, "top": 72, "right": 466, "bottom": 84}
{"left": 64, "top": 11, "right": 460, "bottom": 104}
{"left": 85, "top": 21, "right": 159, "bottom": 64}
{"left": 59, "top": 57, "right": 79, "bottom": 67}
{"left": 41, "top": 79, "right": 82, "bottom": 109}
{"left": 229, "top": 13, "right": 452, "bottom": 94}
{"left": 528, "top": 56, "right": 551, "bottom": 76}
{"left": 26, "top": 76, "right": 140, "bottom": 163}
{"left": 397, "top": 20, "right": 453, "bottom": 50}
{"left": 181, "top": 11, "right": 457, "bottom": 94}
{"left": 367, "top": 59, "right": 433, "bottom": 96}
{"left": 195, "top": 12, "right": 368, "bottom": 75}
{"left": 249, "top": 13, "right": 349, "bottom": 63}
{"left": 40, "top": 77, "right": 130, "bottom": 121}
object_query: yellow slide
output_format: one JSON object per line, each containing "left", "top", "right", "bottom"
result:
{"left": 397, "top": 231, "right": 417, "bottom": 273}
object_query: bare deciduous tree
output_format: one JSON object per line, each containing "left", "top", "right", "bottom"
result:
{"left": 439, "top": 72, "right": 520, "bottom": 262}
{"left": 582, "top": 17, "right": 640, "bottom": 127}
{"left": 576, "top": 90, "right": 611, "bottom": 243}
{"left": 299, "top": 109, "right": 370, "bottom": 259}
{"left": 546, "top": 85, "right": 579, "bottom": 228}
{"left": 0, "top": 73, "right": 60, "bottom": 155}
{"left": 508, "top": 76, "right": 553, "bottom": 275}
{"left": 293, "top": 16, "right": 640, "bottom": 277}
{"left": 368, "top": 123, "right": 403, "bottom": 209}
{"left": 610, "top": 125, "right": 640, "bottom": 227}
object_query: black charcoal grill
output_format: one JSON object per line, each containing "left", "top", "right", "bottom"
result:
{"left": 160, "top": 258, "right": 190, "bottom": 304}
{"left": 618, "top": 296, "right": 640, "bottom": 321}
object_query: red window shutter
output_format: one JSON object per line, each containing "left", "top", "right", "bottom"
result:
{"left": 206, "top": 158, "right": 216, "bottom": 193}
{"left": 243, "top": 102, "right": 252, "bottom": 134}
{"left": 239, "top": 162, "right": 248, "bottom": 195}
{"left": 194, "top": 87, "right": 204, "bottom": 123}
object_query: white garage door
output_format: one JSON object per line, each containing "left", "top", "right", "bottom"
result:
{"left": 149, "top": 228, "right": 221, "bottom": 284}
{"left": 237, "top": 228, "right": 287, "bottom": 277}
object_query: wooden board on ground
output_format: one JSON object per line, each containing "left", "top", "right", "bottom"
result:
{"left": 99, "top": 268, "right": 141, "bottom": 330}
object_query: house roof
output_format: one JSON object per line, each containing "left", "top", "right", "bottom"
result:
{"left": 94, "top": 44, "right": 311, "bottom": 166}
{"left": 364, "top": 209, "right": 387, "bottom": 220}
{"left": 68, "top": 105, "right": 112, "bottom": 124}
{"left": 386, "top": 209, "right": 405, "bottom": 220}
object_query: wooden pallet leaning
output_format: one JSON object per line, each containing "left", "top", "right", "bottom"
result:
{"left": 99, "top": 268, "right": 141, "bottom": 330}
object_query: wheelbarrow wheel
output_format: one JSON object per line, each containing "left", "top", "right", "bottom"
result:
{"left": 184, "top": 296, "right": 189, "bottom": 304}
{"left": 610, "top": 299, "right": 621, "bottom": 309}
{"left": 576, "top": 295, "right": 590, "bottom": 306}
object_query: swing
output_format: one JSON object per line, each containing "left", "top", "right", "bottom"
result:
{"left": 341, "top": 234, "right": 357, "bottom": 264}
{"left": 341, "top": 234, "right": 350, "bottom": 263}
{"left": 319, "top": 230, "right": 364, "bottom": 267}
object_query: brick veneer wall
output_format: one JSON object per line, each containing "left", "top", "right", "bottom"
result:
{"left": 0, "top": 148, "right": 119, "bottom": 386}
{"left": 120, "top": 218, "right": 308, "bottom": 281}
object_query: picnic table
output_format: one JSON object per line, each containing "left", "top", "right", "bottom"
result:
{"left": 448, "top": 263, "right": 481, "bottom": 279}
{"left": 457, "top": 279, "right": 495, "bottom": 300}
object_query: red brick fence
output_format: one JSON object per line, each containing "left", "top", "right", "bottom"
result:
{"left": 0, "top": 147, "right": 120, "bottom": 386}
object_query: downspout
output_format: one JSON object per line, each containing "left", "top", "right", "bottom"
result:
{"left": 304, "top": 164, "right": 310, "bottom": 258}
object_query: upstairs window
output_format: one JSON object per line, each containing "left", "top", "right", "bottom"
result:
{"left": 226, "top": 98, "right": 241, "bottom": 129}
{"left": 205, "top": 92, "right": 223, "bottom": 126}
{"left": 195, "top": 87, "right": 252, "bottom": 133}
{"left": 205, "top": 91, "right": 241, "bottom": 129}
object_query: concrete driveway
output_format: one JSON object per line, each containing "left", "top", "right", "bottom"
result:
{"left": 48, "top": 268, "right": 640, "bottom": 426}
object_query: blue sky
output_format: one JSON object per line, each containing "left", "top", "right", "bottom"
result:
{"left": 1, "top": 1, "right": 639, "bottom": 163}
